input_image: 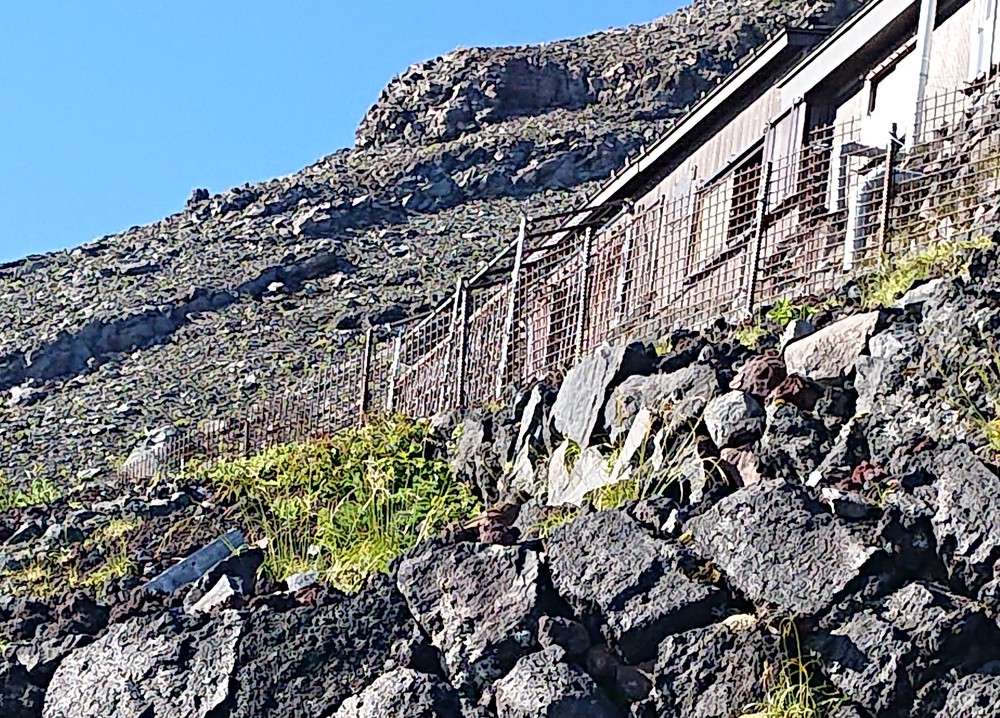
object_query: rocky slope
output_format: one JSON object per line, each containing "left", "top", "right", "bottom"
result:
{"left": 3, "top": 238, "right": 1000, "bottom": 717}
{"left": 0, "top": 0, "right": 864, "bottom": 484}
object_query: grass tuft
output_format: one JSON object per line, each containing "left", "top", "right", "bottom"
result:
{"left": 739, "top": 620, "right": 843, "bottom": 718}
{"left": 859, "top": 235, "right": 993, "bottom": 309}
{"left": 198, "top": 415, "right": 481, "bottom": 591}
{"left": 0, "top": 473, "right": 60, "bottom": 512}
{"left": 532, "top": 505, "right": 580, "bottom": 538}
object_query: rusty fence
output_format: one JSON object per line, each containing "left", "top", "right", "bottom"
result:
{"left": 116, "top": 78, "right": 1000, "bottom": 482}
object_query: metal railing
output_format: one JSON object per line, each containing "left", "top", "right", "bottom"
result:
{"left": 115, "top": 76, "right": 1000, "bottom": 482}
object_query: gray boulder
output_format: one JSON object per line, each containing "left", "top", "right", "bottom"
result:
{"left": 397, "top": 540, "right": 544, "bottom": 693}
{"left": 935, "top": 669, "right": 1000, "bottom": 717}
{"left": 43, "top": 611, "right": 242, "bottom": 718}
{"left": 552, "top": 342, "right": 656, "bottom": 449}
{"left": 548, "top": 510, "right": 726, "bottom": 663}
{"left": 631, "top": 617, "right": 778, "bottom": 717}
{"left": 493, "top": 647, "right": 621, "bottom": 718}
{"left": 604, "top": 362, "right": 718, "bottom": 442}
{"left": 548, "top": 443, "right": 611, "bottom": 507}
{"left": 809, "top": 583, "right": 1000, "bottom": 716}
{"left": 686, "top": 480, "right": 876, "bottom": 616}
{"left": 703, "top": 390, "right": 764, "bottom": 449}
{"left": 783, "top": 311, "right": 880, "bottom": 381}
{"left": 334, "top": 668, "right": 465, "bottom": 718}
{"left": 931, "top": 444, "right": 1000, "bottom": 592}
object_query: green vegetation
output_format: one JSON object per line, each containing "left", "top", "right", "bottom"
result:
{"left": 532, "top": 505, "right": 581, "bottom": 538}
{"left": 0, "top": 473, "right": 60, "bottom": 512}
{"left": 563, "top": 440, "right": 582, "bottom": 473}
{"left": 736, "top": 321, "right": 767, "bottom": 350}
{"left": 1, "top": 560, "right": 57, "bottom": 599}
{"left": 199, "top": 415, "right": 481, "bottom": 591}
{"left": 766, "top": 298, "right": 817, "bottom": 328}
{"left": 740, "top": 621, "right": 843, "bottom": 718}
{"left": 859, "top": 235, "right": 993, "bottom": 309}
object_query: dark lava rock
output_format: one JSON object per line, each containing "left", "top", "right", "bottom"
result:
{"left": 809, "top": 582, "right": 1000, "bottom": 717}
{"left": 687, "top": 480, "right": 876, "bottom": 616}
{"left": 730, "top": 353, "right": 787, "bottom": 403}
{"left": 228, "top": 573, "right": 414, "bottom": 717}
{"left": 630, "top": 618, "right": 779, "bottom": 718}
{"left": 493, "top": 646, "right": 622, "bottom": 718}
{"left": 933, "top": 667, "right": 1000, "bottom": 717}
{"left": 538, "top": 615, "right": 591, "bottom": 656}
{"left": 43, "top": 610, "right": 242, "bottom": 718}
{"left": 548, "top": 509, "right": 727, "bottom": 664}
{"left": 397, "top": 539, "right": 545, "bottom": 694}
{"left": 0, "top": 665, "right": 45, "bottom": 718}
{"left": 930, "top": 444, "right": 1000, "bottom": 593}
{"left": 754, "top": 403, "right": 837, "bottom": 482}
{"left": 334, "top": 667, "right": 466, "bottom": 718}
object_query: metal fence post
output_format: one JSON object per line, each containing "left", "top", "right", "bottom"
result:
{"left": 242, "top": 417, "right": 251, "bottom": 458}
{"left": 357, "top": 327, "right": 374, "bottom": 426}
{"left": 744, "top": 161, "right": 773, "bottom": 316}
{"left": 613, "top": 201, "right": 636, "bottom": 328}
{"left": 456, "top": 280, "right": 471, "bottom": 411}
{"left": 573, "top": 228, "right": 594, "bottom": 361}
{"left": 496, "top": 215, "right": 527, "bottom": 399}
{"left": 878, "top": 123, "right": 900, "bottom": 257}
{"left": 438, "top": 279, "right": 464, "bottom": 414}
{"left": 386, "top": 332, "right": 402, "bottom": 414}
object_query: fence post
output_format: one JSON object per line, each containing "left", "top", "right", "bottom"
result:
{"left": 357, "top": 327, "right": 374, "bottom": 426}
{"left": 573, "top": 228, "right": 594, "bottom": 362}
{"left": 878, "top": 123, "right": 900, "bottom": 257}
{"left": 386, "top": 332, "right": 402, "bottom": 414}
{"left": 613, "top": 201, "right": 636, "bottom": 328}
{"left": 242, "top": 417, "right": 251, "bottom": 458}
{"left": 743, "top": 161, "right": 773, "bottom": 316}
{"left": 438, "top": 279, "right": 464, "bottom": 414}
{"left": 496, "top": 215, "right": 528, "bottom": 399}
{"left": 456, "top": 280, "right": 471, "bottom": 411}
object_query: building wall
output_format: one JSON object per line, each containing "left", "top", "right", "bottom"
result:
{"left": 927, "top": 0, "right": 977, "bottom": 92}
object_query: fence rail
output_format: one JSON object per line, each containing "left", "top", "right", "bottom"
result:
{"left": 116, "top": 77, "right": 1000, "bottom": 482}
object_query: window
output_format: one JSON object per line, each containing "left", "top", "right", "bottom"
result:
{"left": 688, "top": 150, "right": 762, "bottom": 274}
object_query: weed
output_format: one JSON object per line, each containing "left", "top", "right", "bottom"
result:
{"left": 766, "top": 298, "right": 817, "bottom": 328}
{"left": 1, "top": 560, "right": 56, "bottom": 599}
{"left": 0, "top": 473, "right": 60, "bottom": 512}
{"left": 736, "top": 321, "right": 767, "bottom": 350}
{"left": 198, "top": 415, "right": 480, "bottom": 591}
{"left": 532, "top": 505, "right": 581, "bottom": 539}
{"left": 859, "top": 235, "right": 993, "bottom": 309}
{"left": 563, "top": 440, "right": 582, "bottom": 473}
{"left": 739, "top": 620, "right": 844, "bottom": 718}
{"left": 84, "top": 546, "right": 136, "bottom": 594}
{"left": 653, "top": 336, "right": 675, "bottom": 356}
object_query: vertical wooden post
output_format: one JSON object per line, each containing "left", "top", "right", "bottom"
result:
{"left": 386, "top": 332, "right": 402, "bottom": 414}
{"left": 878, "top": 123, "right": 900, "bottom": 257}
{"left": 496, "top": 215, "right": 528, "bottom": 399}
{"left": 744, "top": 161, "right": 773, "bottom": 316}
{"left": 242, "top": 417, "right": 251, "bottom": 458}
{"left": 573, "top": 228, "right": 594, "bottom": 362}
{"left": 357, "top": 326, "right": 374, "bottom": 426}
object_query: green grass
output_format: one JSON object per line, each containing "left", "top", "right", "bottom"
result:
{"left": 198, "top": 415, "right": 481, "bottom": 591}
{"left": 859, "top": 235, "right": 993, "bottom": 309}
{"left": 739, "top": 620, "right": 843, "bottom": 718}
{"left": 0, "top": 473, "right": 60, "bottom": 512}
{"left": 532, "top": 505, "right": 581, "bottom": 538}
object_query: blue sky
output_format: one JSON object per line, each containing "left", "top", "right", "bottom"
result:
{"left": 0, "top": 1, "right": 681, "bottom": 263}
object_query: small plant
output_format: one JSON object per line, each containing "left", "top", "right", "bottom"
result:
{"left": 766, "top": 298, "right": 817, "bottom": 328}
{"left": 739, "top": 620, "right": 844, "bottom": 718}
{"left": 532, "top": 505, "right": 581, "bottom": 539}
{"left": 563, "top": 440, "right": 582, "bottom": 473}
{"left": 859, "top": 235, "right": 993, "bottom": 309}
{"left": 0, "top": 473, "right": 60, "bottom": 512}
{"left": 84, "top": 547, "right": 136, "bottom": 594}
{"left": 653, "top": 336, "right": 675, "bottom": 356}
{"left": 1, "top": 560, "right": 56, "bottom": 599}
{"left": 736, "top": 321, "right": 767, "bottom": 350}
{"left": 984, "top": 418, "right": 1000, "bottom": 455}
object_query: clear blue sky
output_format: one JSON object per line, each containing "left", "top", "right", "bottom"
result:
{"left": 0, "top": 1, "right": 680, "bottom": 263}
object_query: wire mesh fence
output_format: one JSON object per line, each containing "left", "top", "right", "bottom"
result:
{"left": 113, "top": 77, "right": 1000, "bottom": 483}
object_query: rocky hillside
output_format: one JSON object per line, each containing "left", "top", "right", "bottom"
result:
{"left": 2, "top": 236, "right": 1000, "bottom": 717}
{"left": 0, "top": 0, "right": 864, "bottom": 485}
